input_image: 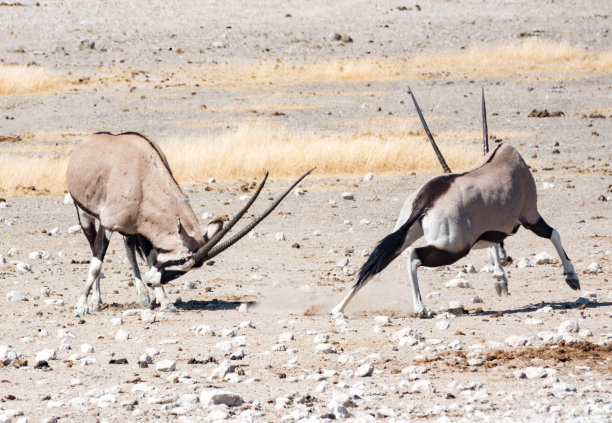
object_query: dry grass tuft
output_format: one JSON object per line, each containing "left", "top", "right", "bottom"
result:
{"left": 0, "top": 155, "right": 69, "bottom": 196}
{"left": 0, "top": 65, "right": 66, "bottom": 95}
{"left": 162, "top": 123, "right": 480, "bottom": 183}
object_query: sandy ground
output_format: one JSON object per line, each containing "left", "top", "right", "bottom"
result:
{"left": 1, "top": 1, "right": 611, "bottom": 422}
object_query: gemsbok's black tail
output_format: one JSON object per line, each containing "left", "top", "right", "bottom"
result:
{"left": 353, "top": 211, "right": 421, "bottom": 289}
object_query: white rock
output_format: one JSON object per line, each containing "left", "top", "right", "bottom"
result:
{"left": 184, "top": 280, "right": 196, "bottom": 289}
{"left": 448, "top": 339, "right": 463, "bottom": 350}
{"left": 436, "top": 321, "right": 450, "bottom": 331}
{"left": 35, "top": 349, "right": 56, "bottom": 362}
{"left": 238, "top": 303, "right": 248, "bottom": 313}
{"left": 516, "top": 257, "right": 533, "bottom": 268}
{"left": 363, "top": 172, "right": 375, "bottom": 181}
{"left": 427, "top": 291, "right": 442, "bottom": 300}
{"left": 159, "top": 339, "right": 178, "bottom": 345}
{"left": 250, "top": 274, "right": 263, "bottom": 281}
{"left": 445, "top": 278, "right": 469, "bottom": 288}
{"left": 374, "top": 315, "right": 391, "bottom": 325}
{"left": 343, "top": 266, "right": 355, "bottom": 276}
{"left": 47, "top": 400, "right": 65, "bottom": 408}
{"left": 7, "top": 247, "right": 19, "bottom": 257}
{"left": 341, "top": 192, "right": 354, "bottom": 200}
{"left": 201, "top": 212, "right": 213, "bottom": 220}
{"left": 80, "top": 344, "right": 94, "bottom": 354}
{"left": 359, "top": 219, "right": 370, "bottom": 225}
{"left": 587, "top": 262, "right": 603, "bottom": 274}
{"left": 312, "top": 229, "right": 322, "bottom": 236}
{"left": 538, "top": 331, "right": 564, "bottom": 344}
{"left": 156, "top": 359, "right": 176, "bottom": 372}
{"left": 355, "top": 363, "right": 374, "bottom": 377}
{"left": 6, "top": 291, "right": 25, "bottom": 302}
{"left": 505, "top": 335, "right": 531, "bottom": 347}
{"left": 542, "top": 182, "right": 555, "bottom": 190}
{"left": 208, "top": 177, "right": 216, "bottom": 184}
{"left": 200, "top": 390, "right": 243, "bottom": 408}
{"left": 28, "top": 251, "right": 42, "bottom": 260}
{"left": 110, "top": 317, "right": 123, "bottom": 326}
{"left": 249, "top": 231, "right": 259, "bottom": 238}
{"left": 68, "top": 225, "right": 81, "bottom": 234}
{"left": 294, "top": 188, "right": 305, "bottom": 197}
{"left": 215, "top": 341, "right": 233, "bottom": 352}
{"left": 275, "top": 232, "right": 285, "bottom": 241}
{"left": 14, "top": 262, "right": 31, "bottom": 272}
{"left": 69, "top": 396, "right": 87, "bottom": 408}
{"left": 534, "top": 251, "right": 554, "bottom": 265}
{"left": 278, "top": 332, "right": 294, "bottom": 343}
{"left": 49, "top": 227, "right": 62, "bottom": 236}
{"left": 516, "top": 366, "right": 547, "bottom": 379}
{"left": 40, "top": 286, "right": 51, "bottom": 297}
{"left": 535, "top": 305, "right": 553, "bottom": 313}
{"left": 315, "top": 343, "right": 336, "bottom": 354}
{"left": 558, "top": 320, "right": 579, "bottom": 334}
{"left": 115, "top": 330, "right": 130, "bottom": 341}
{"left": 472, "top": 296, "right": 483, "bottom": 304}
{"left": 336, "top": 258, "right": 349, "bottom": 268}
{"left": 194, "top": 324, "right": 212, "bottom": 335}
{"left": 468, "top": 358, "right": 484, "bottom": 366}
{"left": 141, "top": 309, "right": 156, "bottom": 323}
{"left": 222, "top": 328, "right": 236, "bottom": 338}
{"left": 238, "top": 194, "right": 250, "bottom": 201}
{"left": 465, "top": 264, "right": 477, "bottom": 273}
{"left": 0, "top": 345, "right": 22, "bottom": 365}
{"left": 122, "top": 309, "right": 141, "bottom": 317}
{"left": 579, "top": 328, "right": 593, "bottom": 337}
{"left": 209, "top": 360, "right": 235, "bottom": 380}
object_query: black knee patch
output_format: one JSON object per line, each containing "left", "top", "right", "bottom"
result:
{"left": 416, "top": 246, "right": 469, "bottom": 268}
{"left": 522, "top": 217, "right": 553, "bottom": 239}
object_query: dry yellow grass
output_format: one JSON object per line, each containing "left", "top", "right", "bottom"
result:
{"left": 0, "top": 65, "right": 66, "bottom": 95}
{"left": 162, "top": 123, "right": 480, "bottom": 184}
{"left": 0, "top": 155, "right": 69, "bottom": 197}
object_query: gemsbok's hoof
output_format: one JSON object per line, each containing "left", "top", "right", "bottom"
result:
{"left": 161, "top": 303, "right": 178, "bottom": 313}
{"left": 564, "top": 272, "right": 580, "bottom": 291}
{"left": 494, "top": 281, "right": 509, "bottom": 297}
{"left": 139, "top": 295, "right": 151, "bottom": 307}
{"left": 417, "top": 307, "right": 433, "bottom": 319}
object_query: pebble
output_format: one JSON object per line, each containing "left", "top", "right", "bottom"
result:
{"left": 558, "top": 320, "right": 579, "bottom": 334}
{"left": 110, "top": 317, "right": 123, "bottom": 326}
{"left": 49, "top": 227, "right": 62, "bottom": 236}
{"left": 80, "top": 344, "right": 94, "bottom": 354}
{"left": 587, "top": 262, "right": 603, "bottom": 274}
{"left": 6, "top": 291, "right": 25, "bottom": 301}
{"left": 312, "top": 229, "right": 322, "bottom": 236}
{"left": 41, "top": 286, "right": 51, "bottom": 297}
{"left": 278, "top": 332, "right": 294, "bottom": 342}
{"left": 35, "top": 349, "right": 56, "bottom": 362}
{"left": 472, "top": 295, "right": 483, "bottom": 303}
{"left": 122, "top": 309, "right": 141, "bottom": 317}
{"left": 436, "top": 321, "right": 450, "bottom": 330}
{"left": 533, "top": 251, "right": 554, "bottom": 264}
{"left": 115, "top": 330, "right": 129, "bottom": 341}
{"left": 445, "top": 278, "right": 469, "bottom": 288}
{"left": 199, "top": 390, "right": 244, "bottom": 408}
{"left": 363, "top": 172, "right": 375, "bottom": 181}
{"left": 315, "top": 343, "right": 336, "bottom": 354}
{"left": 184, "top": 280, "right": 196, "bottom": 289}
{"left": 141, "top": 309, "right": 156, "bottom": 323}
{"left": 14, "top": 261, "right": 31, "bottom": 272}
{"left": 355, "top": 363, "right": 374, "bottom": 377}
{"left": 294, "top": 188, "right": 305, "bottom": 197}
{"left": 465, "top": 264, "right": 477, "bottom": 273}
{"left": 341, "top": 192, "right": 354, "bottom": 200}
{"left": 0, "top": 345, "right": 22, "bottom": 365}
{"left": 505, "top": 335, "right": 531, "bottom": 347}
{"left": 525, "top": 318, "right": 543, "bottom": 325}
{"left": 275, "top": 232, "right": 285, "bottom": 241}
{"left": 468, "top": 358, "right": 484, "bottom": 366}
{"left": 156, "top": 360, "right": 176, "bottom": 372}
{"left": 516, "top": 257, "right": 533, "bottom": 268}
{"left": 68, "top": 225, "right": 81, "bottom": 234}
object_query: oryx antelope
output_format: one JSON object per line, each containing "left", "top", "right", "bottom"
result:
{"left": 331, "top": 89, "right": 580, "bottom": 318}
{"left": 67, "top": 131, "right": 312, "bottom": 315}
{"left": 415, "top": 87, "right": 510, "bottom": 293}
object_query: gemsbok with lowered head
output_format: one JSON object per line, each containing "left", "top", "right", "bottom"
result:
{"left": 331, "top": 88, "right": 579, "bottom": 318}
{"left": 67, "top": 131, "right": 312, "bottom": 315}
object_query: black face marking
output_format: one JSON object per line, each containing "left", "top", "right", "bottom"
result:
{"left": 476, "top": 231, "right": 509, "bottom": 245}
{"left": 415, "top": 246, "right": 469, "bottom": 268}
{"left": 522, "top": 217, "right": 553, "bottom": 239}
{"left": 160, "top": 270, "right": 187, "bottom": 285}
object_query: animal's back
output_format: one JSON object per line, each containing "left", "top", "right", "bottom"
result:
{"left": 67, "top": 132, "right": 183, "bottom": 232}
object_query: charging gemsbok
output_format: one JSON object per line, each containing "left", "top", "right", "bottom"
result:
{"left": 67, "top": 131, "right": 312, "bottom": 315}
{"left": 414, "top": 87, "right": 511, "bottom": 295}
{"left": 331, "top": 89, "right": 579, "bottom": 317}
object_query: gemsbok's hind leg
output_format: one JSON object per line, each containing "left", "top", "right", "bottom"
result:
{"left": 488, "top": 245, "right": 509, "bottom": 296}
{"left": 154, "top": 286, "right": 177, "bottom": 312}
{"left": 124, "top": 236, "right": 151, "bottom": 306}
{"left": 405, "top": 248, "right": 432, "bottom": 318}
{"left": 522, "top": 217, "right": 580, "bottom": 290}
{"left": 330, "top": 279, "right": 370, "bottom": 315}
{"left": 75, "top": 226, "right": 112, "bottom": 315}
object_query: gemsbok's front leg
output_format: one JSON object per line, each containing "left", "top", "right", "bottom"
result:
{"left": 488, "top": 245, "right": 509, "bottom": 296}
{"left": 522, "top": 217, "right": 580, "bottom": 290}
{"left": 124, "top": 235, "right": 151, "bottom": 306}
{"left": 75, "top": 227, "right": 112, "bottom": 315}
{"left": 143, "top": 266, "right": 177, "bottom": 312}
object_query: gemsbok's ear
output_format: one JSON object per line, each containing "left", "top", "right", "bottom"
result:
{"left": 204, "top": 219, "right": 223, "bottom": 242}
{"left": 177, "top": 219, "right": 199, "bottom": 252}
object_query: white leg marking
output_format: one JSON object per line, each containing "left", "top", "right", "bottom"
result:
{"left": 406, "top": 248, "right": 431, "bottom": 318}
{"left": 489, "top": 245, "right": 509, "bottom": 296}
{"left": 135, "top": 277, "right": 151, "bottom": 306}
{"left": 550, "top": 229, "right": 580, "bottom": 290}
{"left": 330, "top": 280, "right": 368, "bottom": 315}
{"left": 154, "top": 285, "right": 177, "bottom": 312}
{"left": 75, "top": 257, "right": 102, "bottom": 315}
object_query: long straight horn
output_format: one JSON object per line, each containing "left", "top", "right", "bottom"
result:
{"left": 193, "top": 172, "right": 270, "bottom": 261}
{"left": 407, "top": 86, "right": 451, "bottom": 174}
{"left": 482, "top": 86, "right": 489, "bottom": 155}
{"left": 196, "top": 168, "right": 315, "bottom": 262}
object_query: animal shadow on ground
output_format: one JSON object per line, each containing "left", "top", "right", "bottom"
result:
{"left": 174, "top": 299, "right": 256, "bottom": 311}
{"left": 474, "top": 300, "right": 612, "bottom": 317}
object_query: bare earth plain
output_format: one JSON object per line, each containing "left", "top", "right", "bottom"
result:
{"left": 0, "top": 1, "right": 611, "bottom": 422}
